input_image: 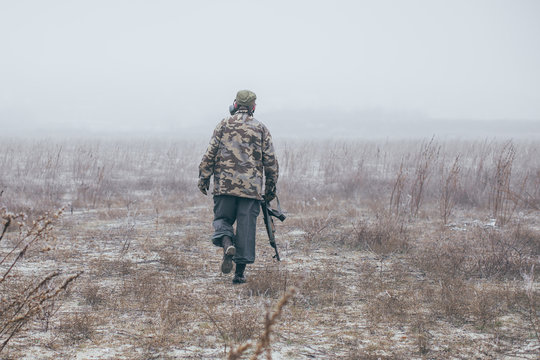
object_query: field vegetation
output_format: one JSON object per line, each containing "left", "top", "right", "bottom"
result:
{"left": 0, "top": 137, "right": 539, "bottom": 359}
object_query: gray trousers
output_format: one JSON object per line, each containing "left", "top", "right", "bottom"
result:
{"left": 212, "top": 195, "right": 260, "bottom": 265}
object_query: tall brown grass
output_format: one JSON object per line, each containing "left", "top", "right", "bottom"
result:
{"left": 0, "top": 137, "right": 538, "bottom": 358}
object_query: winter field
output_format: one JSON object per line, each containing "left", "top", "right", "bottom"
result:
{"left": 0, "top": 137, "right": 539, "bottom": 359}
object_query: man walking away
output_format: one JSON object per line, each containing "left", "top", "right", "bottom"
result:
{"left": 198, "top": 90, "right": 279, "bottom": 284}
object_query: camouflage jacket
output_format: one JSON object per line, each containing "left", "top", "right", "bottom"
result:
{"left": 199, "top": 109, "right": 278, "bottom": 200}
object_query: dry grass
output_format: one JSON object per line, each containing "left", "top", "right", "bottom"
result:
{"left": 0, "top": 208, "right": 80, "bottom": 352}
{"left": 0, "top": 137, "right": 538, "bottom": 358}
{"left": 413, "top": 225, "right": 540, "bottom": 280}
{"left": 57, "top": 312, "right": 98, "bottom": 343}
{"left": 348, "top": 215, "right": 410, "bottom": 255}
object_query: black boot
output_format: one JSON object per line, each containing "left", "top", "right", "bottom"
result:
{"left": 232, "top": 263, "right": 246, "bottom": 284}
{"left": 221, "top": 236, "right": 235, "bottom": 274}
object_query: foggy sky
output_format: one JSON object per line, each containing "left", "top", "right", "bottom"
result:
{"left": 1, "top": 0, "right": 539, "bottom": 136}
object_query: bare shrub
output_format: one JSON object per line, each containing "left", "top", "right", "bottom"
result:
{"left": 202, "top": 301, "right": 262, "bottom": 356}
{"left": 409, "top": 138, "right": 440, "bottom": 216}
{"left": 57, "top": 312, "right": 97, "bottom": 343}
{"left": 413, "top": 233, "right": 472, "bottom": 279}
{"left": 435, "top": 276, "right": 472, "bottom": 321}
{"left": 530, "top": 167, "right": 540, "bottom": 209}
{"left": 411, "top": 316, "right": 432, "bottom": 355}
{"left": 0, "top": 208, "right": 80, "bottom": 353}
{"left": 458, "top": 139, "right": 493, "bottom": 209}
{"left": 245, "top": 265, "right": 288, "bottom": 298}
{"left": 512, "top": 225, "right": 540, "bottom": 257}
{"left": 414, "top": 225, "right": 539, "bottom": 281}
{"left": 359, "top": 260, "right": 415, "bottom": 329}
{"left": 424, "top": 277, "right": 505, "bottom": 329}
{"left": 348, "top": 215, "right": 410, "bottom": 255}
{"left": 469, "top": 284, "right": 502, "bottom": 330}
{"left": 298, "top": 265, "right": 345, "bottom": 307}
{"left": 489, "top": 142, "right": 517, "bottom": 225}
{"left": 140, "top": 291, "right": 192, "bottom": 350}
{"left": 364, "top": 287, "right": 411, "bottom": 326}
{"left": 298, "top": 213, "right": 340, "bottom": 249}
{"left": 246, "top": 264, "right": 342, "bottom": 308}
{"left": 439, "top": 155, "right": 461, "bottom": 224}
{"left": 81, "top": 284, "right": 105, "bottom": 308}
{"left": 224, "top": 309, "right": 261, "bottom": 344}
{"left": 120, "top": 271, "right": 169, "bottom": 311}
{"left": 521, "top": 265, "right": 540, "bottom": 342}
{"left": 159, "top": 292, "right": 191, "bottom": 332}
{"left": 470, "top": 226, "right": 539, "bottom": 279}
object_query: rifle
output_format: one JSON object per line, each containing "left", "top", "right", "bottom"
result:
{"left": 261, "top": 196, "right": 286, "bottom": 261}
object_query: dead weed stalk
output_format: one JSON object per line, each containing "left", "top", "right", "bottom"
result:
{"left": 389, "top": 159, "right": 407, "bottom": 216}
{"left": 489, "top": 142, "right": 516, "bottom": 226}
{"left": 410, "top": 138, "right": 440, "bottom": 216}
{"left": 228, "top": 287, "right": 296, "bottom": 360}
{"left": 439, "top": 155, "right": 461, "bottom": 224}
{"left": 0, "top": 207, "right": 81, "bottom": 353}
{"left": 522, "top": 265, "right": 539, "bottom": 342}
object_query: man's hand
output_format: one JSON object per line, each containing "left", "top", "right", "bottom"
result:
{"left": 198, "top": 178, "right": 209, "bottom": 195}
{"left": 264, "top": 184, "right": 276, "bottom": 202}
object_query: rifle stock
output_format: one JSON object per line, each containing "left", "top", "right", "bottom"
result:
{"left": 261, "top": 197, "right": 285, "bottom": 261}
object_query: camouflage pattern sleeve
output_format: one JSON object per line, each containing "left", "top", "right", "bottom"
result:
{"left": 199, "top": 121, "right": 223, "bottom": 182}
{"left": 262, "top": 125, "right": 279, "bottom": 193}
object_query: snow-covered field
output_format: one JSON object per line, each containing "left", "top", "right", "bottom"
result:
{"left": 1, "top": 138, "right": 539, "bottom": 359}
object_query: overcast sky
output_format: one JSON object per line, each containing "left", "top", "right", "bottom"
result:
{"left": 1, "top": 0, "right": 539, "bottom": 135}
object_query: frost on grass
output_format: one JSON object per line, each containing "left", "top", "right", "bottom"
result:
{"left": 0, "top": 138, "right": 538, "bottom": 359}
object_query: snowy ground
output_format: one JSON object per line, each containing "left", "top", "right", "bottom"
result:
{"left": 1, "top": 138, "right": 539, "bottom": 359}
{"left": 2, "top": 199, "right": 538, "bottom": 360}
